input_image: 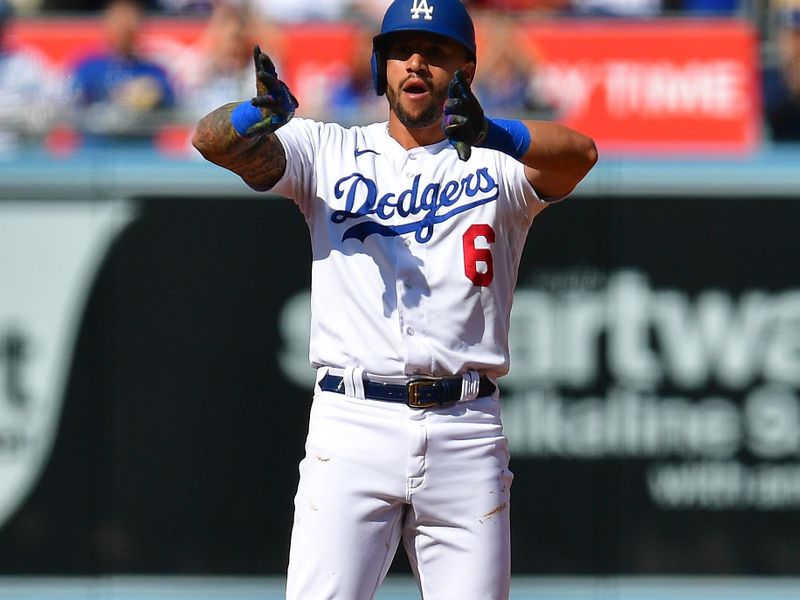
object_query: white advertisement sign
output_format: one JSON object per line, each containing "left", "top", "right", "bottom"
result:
{"left": 0, "top": 200, "right": 134, "bottom": 529}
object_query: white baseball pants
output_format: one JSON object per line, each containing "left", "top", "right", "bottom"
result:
{"left": 285, "top": 387, "right": 513, "bottom": 600}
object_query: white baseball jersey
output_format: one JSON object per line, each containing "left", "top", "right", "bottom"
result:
{"left": 272, "top": 118, "right": 548, "bottom": 379}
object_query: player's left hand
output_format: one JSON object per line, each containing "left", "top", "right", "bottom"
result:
{"left": 245, "top": 45, "right": 299, "bottom": 136}
{"left": 442, "top": 70, "right": 488, "bottom": 162}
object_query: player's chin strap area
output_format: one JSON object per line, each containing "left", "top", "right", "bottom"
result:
{"left": 316, "top": 367, "right": 497, "bottom": 409}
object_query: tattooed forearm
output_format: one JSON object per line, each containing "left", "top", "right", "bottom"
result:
{"left": 192, "top": 103, "right": 242, "bottom": 156}
{"left": 234, "top": 134, "right": 287, "bottom": 191}
{"left": 192, "top": 103, "right": 287, "bottom": 191}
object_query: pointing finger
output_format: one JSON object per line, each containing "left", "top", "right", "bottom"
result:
{"left": 454, "top": 140, "right": 471, "bottom": 162}
{"left": 258, "top": 53, "right": 278, "bottom": 78}
{"left": 443, "top": 98, "right": 464, "bottom": 115}
{"left": 448, "top": 70, "right": 465, "bottom": 99}
{"left": 253, "top": 44, "right": 278, "bottom": 78}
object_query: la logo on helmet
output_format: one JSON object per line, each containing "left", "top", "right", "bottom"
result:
{"left": 410, "top": 0, "right": 434, "bottom": 20}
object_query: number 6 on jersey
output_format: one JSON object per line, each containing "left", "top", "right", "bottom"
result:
{"left": 462, "top": 224, "right": 495, "bottom": 286}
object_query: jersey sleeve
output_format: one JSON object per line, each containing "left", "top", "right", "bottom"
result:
{"left": 270, "top": 118, "right": 323, "bottom": 217}
{"left": 493, "top": 151, "right": 549, "bottom": 226}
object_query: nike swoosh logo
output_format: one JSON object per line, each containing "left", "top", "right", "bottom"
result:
{"left": 354, "top": 148, "right": 380, "bottom": 158}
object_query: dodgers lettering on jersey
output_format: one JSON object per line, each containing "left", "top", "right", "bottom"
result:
{"left": 331, "top": 169, "right": 498, "bottom": 243}
{"left": 273, "top": 118, "right": 547, "bottom": 378}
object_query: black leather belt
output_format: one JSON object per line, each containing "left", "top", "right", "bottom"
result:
{"left": 318, "top": 373, "right": 496, "bottom": 408}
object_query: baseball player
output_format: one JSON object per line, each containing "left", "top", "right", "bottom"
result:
{"left": 193, "top": 0, "right": 597, "bottom": 598}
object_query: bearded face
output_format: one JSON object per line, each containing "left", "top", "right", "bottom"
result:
{"left": 385, "top": 74, "right": 449, "bottom": 129}
{"left": 383, "top": 32, "right": 473, "bottom": 130}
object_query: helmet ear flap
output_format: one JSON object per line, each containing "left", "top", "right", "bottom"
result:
{"left": 371, "top": 48, "right": 386, "bottom": 96}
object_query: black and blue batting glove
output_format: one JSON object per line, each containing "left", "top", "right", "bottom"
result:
{"left": 442, "top": 70, "right": 489, "bottom": 162}
{"left": 234, "top": 45, "right": 299, "bottom": 137}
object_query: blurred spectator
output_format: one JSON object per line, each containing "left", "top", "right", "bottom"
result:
{"left": 472, "top": 0, "right": 569, "bottom": 11}
{"left": 349, "top": 0, "right": 391, "bottom": 22}
{"left": 254, "top": 0, "right": 363, "bottom": 23}
{"left": 474, "top": 19, "right": 555, "bottom": 118}
{"left": 763, "top": 1, "right": 800, "bottom": 141}
{"left": 660, "top": 0, "right": 740, "bottom": 16}
{"left": 570, "top": 0, "right": 661, "bottom": 16}
{"left": 42, "top": 0, "right": 159, "bottom": 14}
{"left": 677, "top": 0, "right": 739, "bottom": 15}
{"left": 69, "top": 0, "right": 176, "bottom": 137}
{"left": 178, "top": 0, "right": 258, "bottom": 122}
{"left": 157, "top": 0, "right": 215, "bottom": 15}
{"left": 324, "top": 23, "right": 385, "bottom": 125}
{"left": 0, "top": 0, "right": 62, "bottom": 153}
{"left": 667, "top": 0, "right": 742, "bottom": 17}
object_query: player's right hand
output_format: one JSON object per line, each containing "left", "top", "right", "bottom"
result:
{"left": 244, "top": 45, "right": 299, "bottom": 136}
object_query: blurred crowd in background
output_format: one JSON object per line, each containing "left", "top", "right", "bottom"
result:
{"left": 0, "top": 0, "right": 798, "bottom": 154}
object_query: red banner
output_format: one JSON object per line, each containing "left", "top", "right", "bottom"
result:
{"left": 9, "top": 17, "right": 760, "bottom": 155}
{"left": 516, "top": 20, "right": 761, "bottom": 154}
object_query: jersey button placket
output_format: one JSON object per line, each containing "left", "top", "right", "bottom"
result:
{"left": 404, "top": 149, "right": 422, "bottom": 180}
{"left": 398, "top": 239, "right": 431, "bottom": 370}
{"left": 397, "top": 246, "right": 416, "bottom": 344}
{"left": 397, "top": 154, "right": 429, "bottom": 371}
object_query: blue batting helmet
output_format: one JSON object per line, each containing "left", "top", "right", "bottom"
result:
{"left": 371, "top": 0, "right": 476, "bottom": 96}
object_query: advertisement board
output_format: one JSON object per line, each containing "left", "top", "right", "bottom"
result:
{"left": 7, "top": 17, "right": 760, "bottom": 154}
{"left": 518, "top": 21, "right": 761, "bottom": 154}
{"left": 2, "top": 190, "right": 800, "bottom": 574}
